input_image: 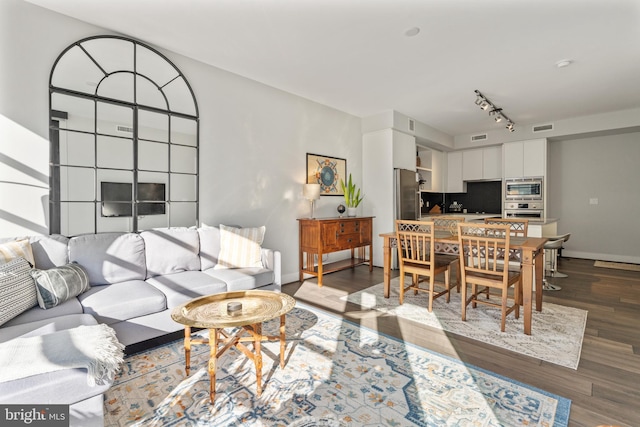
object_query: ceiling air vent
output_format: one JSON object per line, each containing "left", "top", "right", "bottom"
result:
{"left": 116, "top": 125, "right": 134, "bottom": 133}
{"left": 470, "top": 133, "right": 488, "bottom": 142}
{"left": 532, "top": 123, "right": 554, "bottom": 133}
{"left": 408, "top": 118, "right": 415, "bottom": 132}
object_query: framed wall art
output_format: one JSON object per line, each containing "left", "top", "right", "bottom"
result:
{"left": 306, "top": 153, "right": 346, "bottom": 196}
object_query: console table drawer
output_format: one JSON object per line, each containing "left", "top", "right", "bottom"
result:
{"left": 336, "top": 233, "right": 361, "bottom": 248}
{"left": 337, "top": 221, "right": 362, "bottom": 234}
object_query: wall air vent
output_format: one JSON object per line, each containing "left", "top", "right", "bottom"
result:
{"left": 116, "top": 125, "right": 134, "bottom": 133}
{"left": 532, "top": 123, "right": 554, "bottom": 133}
{"left": 408, "top": 118, "right": 415, "bottom": 132}
{"left": 470, "top": 133, "right": 488, "bottom": 142}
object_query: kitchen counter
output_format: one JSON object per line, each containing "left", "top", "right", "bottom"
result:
{"left": 421, "top": 214, "right": 559, "bottom": 237}
{"left": 421, "top": 213, "right": 501, "bottom": 220}
{"left": 528, "top": 218, "right": 558, "bottom": 225}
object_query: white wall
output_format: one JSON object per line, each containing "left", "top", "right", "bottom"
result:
{"left": 0, "top": 0, "right": 363, "bottom": 284}
{"left": 547, "top": 132, "right": 640, "bottom": 264}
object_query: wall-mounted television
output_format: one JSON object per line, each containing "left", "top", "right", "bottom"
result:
{"left": 101, "top": 182, "right": 166, "bottom": 217}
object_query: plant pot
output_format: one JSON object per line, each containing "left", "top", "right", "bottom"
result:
{"left": 347, "top": 207, "right": 357, "bottom": 217}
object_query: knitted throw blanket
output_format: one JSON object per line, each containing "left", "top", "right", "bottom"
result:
{"left": 0, "top": 323, "right": 125, "bottom": 386}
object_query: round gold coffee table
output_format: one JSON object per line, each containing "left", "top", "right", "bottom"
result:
{"left": 171, "top": 290, "right": 296, "bottom": 404}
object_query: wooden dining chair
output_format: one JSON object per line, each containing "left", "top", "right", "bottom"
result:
{"left": 433, "top": 216, "right": 467, "bottom": 234}
{"left": 483, "top": 217, "right": 526, "bottom": 285}
{"left": 457, "top": 223, "right": 522, "bottom": 332}
{"left": 395, "top": 220, "right": 457, "bottom": 312}
{"left": 432, "top": 216, "right": 466, "bottom": 291}
{"left": 484, "top": 218, "right": 528, "bottom": 237}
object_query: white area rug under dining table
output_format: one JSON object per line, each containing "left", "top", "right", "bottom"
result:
{"left": 342, "top": 279, "right": 587, "bottom": 370}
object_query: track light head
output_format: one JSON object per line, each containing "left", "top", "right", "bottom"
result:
{"left": 474, "top": 90, "right": 514, "bottom": 132}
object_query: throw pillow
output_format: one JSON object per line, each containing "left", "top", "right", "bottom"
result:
{"left": 31, "top": 262, "right": 90, "bottom": 309}
{"left": 0, "top": 239, "right": 35, "bottom": 266}
{"left": 0, "top": 257, "right": 37, "bottom": 326}
{"left": 214, "top": 224, "right": 265, "bottom": 269}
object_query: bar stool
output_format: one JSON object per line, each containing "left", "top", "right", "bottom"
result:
{"left": 543, "top": 239, "right": 563, "bottom": 291}
{"left": 543, "top": 233, "right": 571, "bottom": 291}
{"left": 551, "top": 233, "right": 570, "bottom": 278}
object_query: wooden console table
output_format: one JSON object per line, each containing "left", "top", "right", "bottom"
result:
{"left": 298, "top": 216, "right": 373, "bottom": 287}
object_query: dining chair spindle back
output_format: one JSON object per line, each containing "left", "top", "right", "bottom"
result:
{"left": 396, "top": 220, "right": 458, "bottom": 312}
{"left": 457, "top": 223, "right": 523, "bottom": 332}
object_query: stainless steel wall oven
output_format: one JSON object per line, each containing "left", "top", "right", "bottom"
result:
{"left": 504, "top": 178, "right": 544, "bottom": 219}
{"left": 505, "top": 178, "right": 543, "bottom": 201}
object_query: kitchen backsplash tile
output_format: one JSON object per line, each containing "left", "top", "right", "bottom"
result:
{"left": 421, "top": 181, "right": 502, "bottom": 214}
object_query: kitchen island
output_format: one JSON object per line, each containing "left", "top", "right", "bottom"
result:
{"left": 421, "top": 213, "right": 501, "bottom": 222}
{"left": 421, "top": 213, "right": 558, "bottom": 237}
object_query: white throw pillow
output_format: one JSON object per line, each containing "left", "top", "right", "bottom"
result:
{"left": 0, "top": 239, "right": 35, "bottom": 266}
{"left": 214, "top": 224, "right": 265, "bottom": 269}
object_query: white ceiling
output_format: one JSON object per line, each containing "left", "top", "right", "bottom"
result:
{"left": 26, "top": 0, "right": 640, "bottom": 137}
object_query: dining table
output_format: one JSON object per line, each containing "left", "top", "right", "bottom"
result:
{"left": 379, "top": 230, "right": 547, "bottom": 335}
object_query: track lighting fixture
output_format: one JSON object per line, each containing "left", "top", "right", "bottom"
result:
{"left": 474, "top": 90, "right": 515, "bottom": 132}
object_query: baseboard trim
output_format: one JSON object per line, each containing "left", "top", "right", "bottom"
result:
{"left": 563, "top": 250, "right": 640, "bottom": 265}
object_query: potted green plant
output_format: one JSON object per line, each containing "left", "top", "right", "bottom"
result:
{"left": 340, "top": 173, "right": 363, "bottom": 217}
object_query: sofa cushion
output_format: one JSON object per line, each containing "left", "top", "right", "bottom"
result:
{"left": 31, "top": 263, "right": 90, "bottom": 309}
{"left": 0, "top": 239, "right": 35, "bottom": 265}
{"left": 0, "top": 313, "right": 97, "bottom": 343}
{"left": 203, "top": 267, "right": 275, "bottom": 292}
{"left": 0, "top": 364, "right": 112, "bottom": 405}
{"left": 2, "top": 298, "right": 83, "bottom": 328}
{"left": 78, "top": 280, "right": 166, "bottom": 325}
{"left": 69, "top": 233, "right": 146, "bottom": 285}
{"left": 28, "top": 235, "right": 69, "bottom": 270}
{"left": 214, "top": 224, "right": 265, "bottom": 269}
{"left": 141, "top": 228, "right": 200, "bottom": 279}
{"left": 197, "top": 226, "right": 221, "bottom": 270}
{"left": 145, "top": 271, "right": 227, "bottom": 307}
{"left": 0, "top": 257, "right": 37, "bottom": 326}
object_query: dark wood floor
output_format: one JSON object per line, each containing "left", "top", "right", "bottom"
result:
{"left": 281, "top": 257, "right": 640, "bottom": 427}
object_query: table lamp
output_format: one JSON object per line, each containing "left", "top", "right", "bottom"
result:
{"left": 303, "top": 183, "right": 321, "bottom": 218}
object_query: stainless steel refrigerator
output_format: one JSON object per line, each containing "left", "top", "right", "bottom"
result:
{"left": 394, "top": 168, "right": 420, "bottom": 221}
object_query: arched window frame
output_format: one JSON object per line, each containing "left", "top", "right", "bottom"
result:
{"left": 49, "top": 35, "right": 199, "bottom": 234}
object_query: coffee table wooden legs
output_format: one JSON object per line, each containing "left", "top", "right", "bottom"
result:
{"left": 184, "top": 326, "right": 191, "bottom": 375}
{"left": 209, "top": 328, "right": 218, "bottom": 403}
{"left": 181, "top": 316, "right": 288, "bottom": 404}
{"left": 279, "top": 314, "right": 286, "bottom": 368}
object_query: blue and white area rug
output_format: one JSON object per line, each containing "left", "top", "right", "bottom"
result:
{"left": 104, "top": 303, "right": 570, "bottom": 426}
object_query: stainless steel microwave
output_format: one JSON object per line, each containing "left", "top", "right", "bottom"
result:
{"left": 505, "top": 178, "right": 543, "bottom": 200}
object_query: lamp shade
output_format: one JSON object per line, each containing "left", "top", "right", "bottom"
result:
{"left": 303, "top": 183, "right": 321, "bottom": 201}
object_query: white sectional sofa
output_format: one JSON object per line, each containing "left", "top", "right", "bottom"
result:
{"left": 0, "top": 226, "right": 281, "bottom": 426}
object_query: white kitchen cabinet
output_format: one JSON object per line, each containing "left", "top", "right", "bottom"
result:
{"left": 392, "top": 130, "right": 417, "bottom": 171}
{"left": 446, "top": 151, "right": 465, "bottom": 193}
{"left": 503, "top": 142, "right": 524, "bottom": 178}
{"left": 462, "top": 149, "right": 483, "bottom": 181}
{"left": 462, "top": 146, "right": 501, "bottom": 181}
{"left": 483, "top": 146, "right": 502, "bottom": 180}
{"left": 503, "top": 139, "right": 546, "bottom": 178}
{"left": 523, "top": 139, "right": 546, "bottom": 177}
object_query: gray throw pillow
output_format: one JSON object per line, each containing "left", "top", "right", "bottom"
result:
{"left": 31, "top": 262, "right": 90, "bottom": 309}
{"left": 0, "top": 257, "right": 37, "bottom": 326}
